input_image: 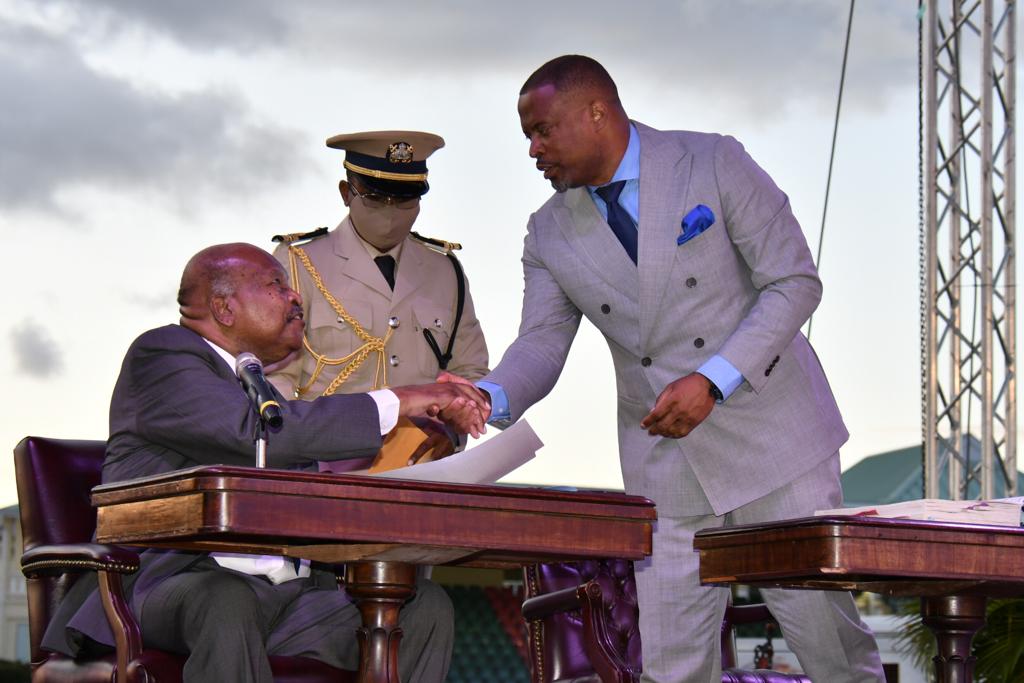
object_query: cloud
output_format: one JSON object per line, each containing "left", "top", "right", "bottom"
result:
{"left": 10, "top": 320, "right": 63, "bottom": 378}
{"left": 46, "top": 0, "right": 292, "bottom": 51}
{"left": 0, "top": 0, "right": 917, "bottom": 217}
{"left": 0, "top": 21, "right": 310, "bottom": 214}
{"left": 123, "top": 288, "right": 177, "bottom": 311}
{"left": 36, "top": 0, "right": 918, "bottom": 114}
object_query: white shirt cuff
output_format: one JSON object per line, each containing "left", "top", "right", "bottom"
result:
{"left": 368, "top": 389, "right": 399, "bottom": 435}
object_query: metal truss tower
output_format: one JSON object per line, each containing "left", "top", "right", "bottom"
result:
{"left": 922, "top": 0, "right": 1017, "bottom": 499}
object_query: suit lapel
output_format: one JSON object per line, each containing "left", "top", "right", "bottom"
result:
{"left": 334, "top": 218, "right": 394, "bottom": 300}
{"left": 556, "top": 187, "right": 638, "bottom": 300}
{"left": 636, "top": 123, "right": 693, "bottom": 349}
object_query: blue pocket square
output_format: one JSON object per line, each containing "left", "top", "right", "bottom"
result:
{"left": 677, "top": 204, "right": 715, "bottom": 245}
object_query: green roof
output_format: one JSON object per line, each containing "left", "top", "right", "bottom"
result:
{"left": 842, "top": 445, "right": 923, "bottom": 507}
{"left": 842, "top": 438, "right": 1024, "bottom": 507}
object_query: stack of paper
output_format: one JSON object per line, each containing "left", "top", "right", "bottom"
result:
{"left": 356, "top": 420, "right": 543, "bottom": 485}
{"left": 814, "top": 497, "right": 1024, "bottom": 527}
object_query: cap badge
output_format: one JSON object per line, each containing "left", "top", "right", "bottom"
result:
{"left": 387, "top": 142, "right": 414, "bottom": 164}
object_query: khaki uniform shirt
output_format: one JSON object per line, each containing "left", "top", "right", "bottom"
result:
{"left": 269, "top": 217, "right": 489, "bottom": 399}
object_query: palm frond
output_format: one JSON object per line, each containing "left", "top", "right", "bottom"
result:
{"left": 894, "top": 597, "right": 1024, "bottom": 683}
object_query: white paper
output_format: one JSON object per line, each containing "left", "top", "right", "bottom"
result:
{"left": 363, "top": 419, "right": 543, "bottom": 484}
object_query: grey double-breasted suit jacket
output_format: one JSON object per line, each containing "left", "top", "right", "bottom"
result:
{"left": 42, "top": 324, "right": 383, "bottom": 656}
{"left": 485, "top": 123, "right": 848, "bottom": 517}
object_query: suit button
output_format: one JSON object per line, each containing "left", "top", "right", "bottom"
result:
{"left": 600, "top": 304, "right": 611, "bottom": 314}
{"left": 641, "top": 357, "right": 652, "bottom": 367}
{"left": 686, "top": 277, "right": 697, "bottom": 288}
{"left": 694, "top": 338, "right": 705, "bottom": 348}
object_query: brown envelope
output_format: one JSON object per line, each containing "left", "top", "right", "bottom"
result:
{"left": 367, "top": 417, "right": 439, "bottom": 473}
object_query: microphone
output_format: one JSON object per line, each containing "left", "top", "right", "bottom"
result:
{"left": 235, "top": 353, "right": 284, "bottom": 429}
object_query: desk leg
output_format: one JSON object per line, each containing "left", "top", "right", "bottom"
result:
{"left": 920, "top": 595, "right": 987, "bottom": 683}
{"left": 346, "top": 561, "right": 417, "bottom": 683}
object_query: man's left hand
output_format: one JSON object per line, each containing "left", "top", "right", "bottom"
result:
{"left": 640, "top": 373, "right": 715, "bottom": 438}
{"left": 407, "top": 418, "right": 457, "bottom": 466}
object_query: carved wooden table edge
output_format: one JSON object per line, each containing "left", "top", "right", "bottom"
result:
{"left": 92, "top": 465, "right": 657, "bottom": 683}
{"left": 694, "top": 515, "right": 1024, "bottom": 683}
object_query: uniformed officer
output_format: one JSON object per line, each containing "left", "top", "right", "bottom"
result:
{"left": 269, "top": 131, "right": 489, "bottom": 464}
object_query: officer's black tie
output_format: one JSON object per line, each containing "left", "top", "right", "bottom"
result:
{"left": 374, "top": 255, "right": 396, "bottom": 290}
{"left": 595, "top": 181, "right": 638, "bottom": 264}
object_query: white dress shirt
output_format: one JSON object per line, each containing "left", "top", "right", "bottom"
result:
{"left": 203, "top": 337, "right": 399, "bottom": 583}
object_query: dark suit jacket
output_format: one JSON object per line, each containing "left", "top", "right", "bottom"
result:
{"left": 43, "top": 324, "right": 383, "bottom": 656}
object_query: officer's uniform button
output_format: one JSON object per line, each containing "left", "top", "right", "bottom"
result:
{"left": 434, "top": 319, "right": 444, "bottom": 329}
{"left": 641, "top": 357, "right": 652, "bottom": 367}
{"left": 686, "top": 277, "right": 697, "bottom": 288}
{"left": 388, "top": 316, "right": 400, "bottom": 328}
{"left": 600, "top": 304, "right": 611, "bottom": 314}
{"left": 694, "top": 338, "right": 705, "bottom": 348}
{"left": 337, "top": 316, "right": 345, "bottom": 324}
{"left": 390, "top": 355, "right": 400, "bottom": 367}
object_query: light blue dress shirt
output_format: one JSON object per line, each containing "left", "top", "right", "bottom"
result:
{"left": 482, "top": 125, "right": 744, "bottom": 424}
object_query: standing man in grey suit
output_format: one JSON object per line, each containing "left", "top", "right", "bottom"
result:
{"left": 42, "top": 243, "right": 489, "bottom": 683}
{"left": 465, "top": 55, "right": 883, "bottom": 681}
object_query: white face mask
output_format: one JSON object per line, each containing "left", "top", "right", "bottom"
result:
{"left": 348, "top": 195, "right": 420, "bottom": 250}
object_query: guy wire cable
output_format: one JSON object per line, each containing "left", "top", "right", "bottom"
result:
{"left": 807, "top": 0, "right": 855, "bottom": 342}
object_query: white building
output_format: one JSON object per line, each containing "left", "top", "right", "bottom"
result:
{"left": 0, "top": 505, "right": 29, "bottom": 663}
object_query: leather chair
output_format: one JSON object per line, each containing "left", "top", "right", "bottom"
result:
{"left": 15, "top": 436, "right": 356, "bottom": 683}
{"left": 521, "top": 560, "right": 812, "bottom": 683}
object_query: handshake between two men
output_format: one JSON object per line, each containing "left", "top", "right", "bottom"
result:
{"left": 176, "top": 242, "right": 490, "bottom": 467}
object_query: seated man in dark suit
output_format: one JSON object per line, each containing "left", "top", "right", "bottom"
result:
{"left": 42, "top": 242, "right": 491, "bottom": 683}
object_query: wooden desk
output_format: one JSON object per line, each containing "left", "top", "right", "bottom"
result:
{"left": 694, "top": 516, "right": 1024, "bottom": 683}
{"left": 92, "top": 465, "right": 655, "bottom": 683}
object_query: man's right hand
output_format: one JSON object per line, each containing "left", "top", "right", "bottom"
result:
{"left": 391, "top": 383, "right": 490, "bottom": 438}
{"left": 436, "top": 371, "right": 493, "bottom": 421}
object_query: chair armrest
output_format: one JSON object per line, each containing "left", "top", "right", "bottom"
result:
{"left": 21, "top": 543, "right": 140, "bottom": 577}
{"left": 22, "top": 543, "right": 143, "bottom": 683}
{"left": 523, "top": 578, "right": 638, "bottom": 683}
{"left": 722, "top": 603, "right": 776, "bottom": 669}
{"left": 521, "top": 585, "right": 583, "bottom": 621}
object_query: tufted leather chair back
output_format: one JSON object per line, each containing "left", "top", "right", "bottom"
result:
{"left": 524, "top": 559, "right": 640, "bottom": 683}
{"left": 14, "top": 436, "right": 107, "bottom": 665}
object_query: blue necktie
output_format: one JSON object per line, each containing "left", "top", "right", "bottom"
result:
{"left": 595, "top": 181, "right": 637, "bottom": 264}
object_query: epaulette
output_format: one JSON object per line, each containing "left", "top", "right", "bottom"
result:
{"left": 410, "top": 231, "right": 462, "bottom": 255}
{"left": 271, "top": 226, "right": 329, "bottom": 244}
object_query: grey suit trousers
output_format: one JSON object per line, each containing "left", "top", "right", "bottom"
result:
{"left": 634, "top": 456, "right": 883, "bottom": 683}
{"left": 141, "top": 559, "right": 453, "bottom": 683}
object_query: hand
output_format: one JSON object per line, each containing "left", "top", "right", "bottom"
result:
{"left": 391, "top": 383, "right": 490, "bottom": 438}
{"left": 407, "top": 418, "right": 457, "bottom": 466}
{"left": 438, "top": 394, "right": 489, "bottom": 439}
{"left": 437, "top": 370, "right": 493, "bottom": 421}
{"left": 639, "top": 373, "right": 716, "bottom": 438}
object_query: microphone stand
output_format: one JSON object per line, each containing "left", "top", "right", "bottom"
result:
{"left": 255, "top": 416, "right": 268, "bottom": 469}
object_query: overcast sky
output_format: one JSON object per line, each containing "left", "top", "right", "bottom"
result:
{"left": 1, "top": 1, "right": 1016, "bottom": 508}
